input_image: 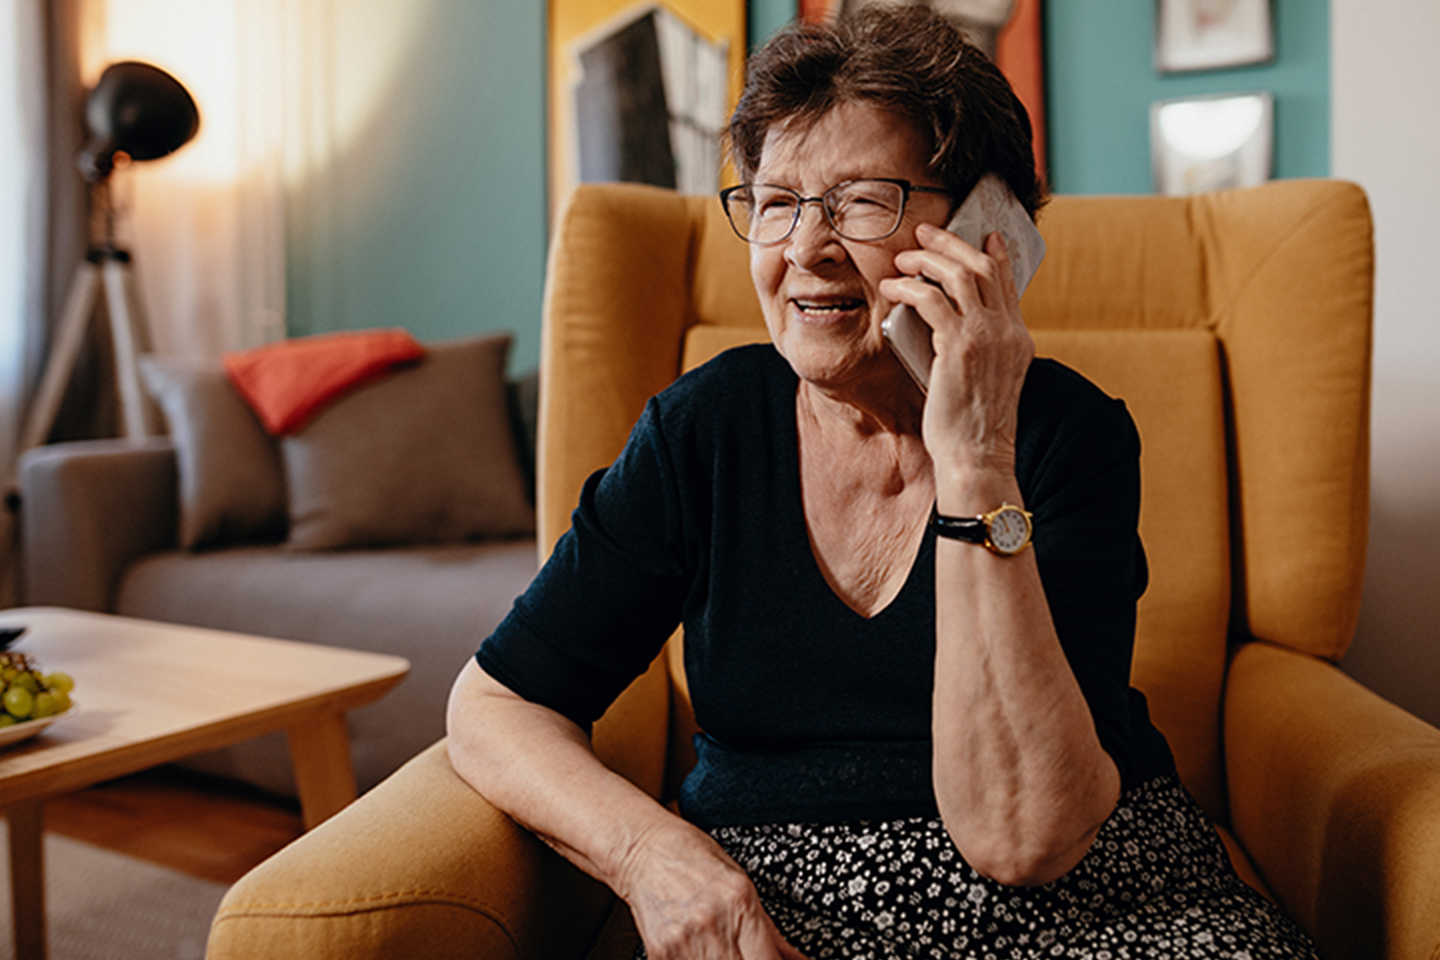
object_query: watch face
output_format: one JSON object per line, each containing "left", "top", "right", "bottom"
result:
{"left": 988, "top": 507, "right": 1031, "bottom": 554}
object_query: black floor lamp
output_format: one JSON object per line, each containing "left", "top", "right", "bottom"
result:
{"left": 20, "top": 60, "right": 198, "bottom": 451}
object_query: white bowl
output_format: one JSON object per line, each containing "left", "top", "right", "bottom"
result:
{"left": 0, "top": 705, "right": 76, "bottom": 750}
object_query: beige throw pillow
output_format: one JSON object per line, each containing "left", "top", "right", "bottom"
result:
{"left": 139, "top": 356, "right": 288, "bottom": 549}
{"left": 281, "top": 333, "right": 535, "bottom": 550}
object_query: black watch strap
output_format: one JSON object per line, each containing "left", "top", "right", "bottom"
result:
{"left": 931, "top": 507, "right": 988, "bottom": 544}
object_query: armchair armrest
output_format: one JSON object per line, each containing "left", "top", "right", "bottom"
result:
{"left": 1225, "top": 641, "right": 1440, "bottom": 960}
{"left": 18, "top": 438, "right": 179, "bottom": 610}
{"left": 208, "top": 740, "right": 618, "bottom": 960}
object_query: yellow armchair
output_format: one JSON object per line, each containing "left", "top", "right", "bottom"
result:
{"left": 209, "top": 180, "right": 1440, "bottom": 960}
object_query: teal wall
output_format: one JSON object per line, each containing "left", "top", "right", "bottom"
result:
{"left": 285, "top": 1, "right": 547, "bottom": 374}
{"left": 285, "top": 0, "right": 794, "bottom": 373}
{"left": 749, "top": 0, "right": 798, "bottom": 49}
{"left": 1045, "top": 0, "right": 1329, "bottom": 195}
{"left": 282, "top": 0, "right": 1328, "bottom": 370}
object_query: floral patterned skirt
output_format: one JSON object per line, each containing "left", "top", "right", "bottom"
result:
{"left": 638, "top": 775, "right": 1319, "bottom": 959}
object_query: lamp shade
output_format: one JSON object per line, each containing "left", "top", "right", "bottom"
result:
{"left": 77, "top": 61, "right": 200, "bottom": 182}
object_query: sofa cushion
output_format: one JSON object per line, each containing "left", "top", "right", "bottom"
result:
{"left": 140, "top": 356, "right": 287, "bottom": 549}
{"left": 282, "top": 333, "right": 536, "bottom": 550}
{"left": 224, "top": 328, "right": 426, "bottom": 435}
{"left": 115, "top": 538, "right": 540, "bottom": 793}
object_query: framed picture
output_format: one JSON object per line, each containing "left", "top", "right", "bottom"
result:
{"left": 548, "top": 0, "right": 746, "bottom": 225}
{"left": 1155, "top": 0, "right": 1273, "bottom": 74}
{"left": 1150, "top": 91, "right": 1273, "bottom": 195}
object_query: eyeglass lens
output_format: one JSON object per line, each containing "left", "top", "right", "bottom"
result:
{"left": 727, "top": 180, "right": 909, "bottom": 244}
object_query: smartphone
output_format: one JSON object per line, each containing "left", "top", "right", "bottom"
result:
{"left": 881, "top": 174, "right": 1046, "bottom": 393}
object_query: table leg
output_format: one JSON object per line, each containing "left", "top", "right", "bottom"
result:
{"left": 7, "top": 800, "right": 47, "bottom": 960}
{"left": 286, "top": 710, "right": 358, "bottom": 830}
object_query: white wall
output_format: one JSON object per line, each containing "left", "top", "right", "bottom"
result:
{"left": 1332, "top": 0, "right": 1440, "bottom": 728}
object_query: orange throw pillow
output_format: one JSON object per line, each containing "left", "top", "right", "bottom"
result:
{"left": 223, "top": 329, "right": 426, "bottom": 435}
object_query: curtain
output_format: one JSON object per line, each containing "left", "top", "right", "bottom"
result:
{"left": 82, "top": 0, "right": 288, "bottom": 360}
{"left": 2, "top": 0, "right": 291, "bottom": 601}
{"left": 0, "top": 0, "right": 49, "bottom": 605}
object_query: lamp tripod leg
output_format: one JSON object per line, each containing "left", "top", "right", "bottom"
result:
{"left": 101, "top": 256, "right": 156, "bottom": 439}
{"left": 19, "top": 261, "right": 103, "bottom": 454}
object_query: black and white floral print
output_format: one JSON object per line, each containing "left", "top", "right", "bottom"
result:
{"left": 636, "top": 776, "right": 1319, "bottom": 959}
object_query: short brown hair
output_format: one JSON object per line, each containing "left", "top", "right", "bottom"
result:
{"left": 727, "top": 5, "right": 1046, "bottom": 217}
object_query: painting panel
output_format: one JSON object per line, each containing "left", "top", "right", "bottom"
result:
{"left": 549, "top": 0, "right": 745, "bottom": 223}
{"left": 1155, "top": 0, "right": 1273, "bottom": 73}
{"left": 1150, "top": 91, "right": 1273, "bottom": 194}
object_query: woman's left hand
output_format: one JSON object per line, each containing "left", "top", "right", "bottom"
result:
{"left": 880, "top": 224, "right": 1035, "bottom": 482}
{"left": 882, "top": 227, "right": 1121, "bottom": 886}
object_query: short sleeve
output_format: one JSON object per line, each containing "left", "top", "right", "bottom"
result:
{"left": 477, "top": 398, "right": 691, "bottom": 730}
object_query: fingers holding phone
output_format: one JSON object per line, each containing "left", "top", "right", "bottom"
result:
{"left": 880, "top": 175, "right": 1044, "bottom": 395}
{"left": 880, "top": 176, "right": 1043, "bottom": 474}
{"left": 902, "top": 222, "right": 1016, "bottom": 320}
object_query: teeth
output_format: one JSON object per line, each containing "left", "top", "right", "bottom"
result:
{"left": 796, "top": 300, "right": 861, "bottom": 313}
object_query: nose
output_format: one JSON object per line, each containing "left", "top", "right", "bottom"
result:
{"left": 784, "top": 200, "right": 845, "bottom": 269}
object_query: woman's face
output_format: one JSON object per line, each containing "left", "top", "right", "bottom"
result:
{"left": 750, "top": 101, "right": 952, "bottom": 394}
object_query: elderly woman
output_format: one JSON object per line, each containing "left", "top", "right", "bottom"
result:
{"left": 448, "top": 7, "right": 1319, "bottom": 959}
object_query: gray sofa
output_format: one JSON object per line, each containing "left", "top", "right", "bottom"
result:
{"left": 15, "top": 338, "right": 542, "bottom": 798}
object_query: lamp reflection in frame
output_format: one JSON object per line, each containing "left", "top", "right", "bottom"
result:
{"left": 21, "top": 61, "right": 199, "bottom": 451}
{"left": 1150, "top": 91, "right": 1272, "bottom": 196}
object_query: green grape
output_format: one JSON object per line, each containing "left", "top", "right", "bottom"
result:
{"left": 4, "top": 685, "right": 33, "bottom": 719}
{"left": 0, "top": 653, "right": 77, "bottom": 724}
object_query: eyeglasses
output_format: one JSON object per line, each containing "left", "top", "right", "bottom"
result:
{"left": 719, "top": 178, "right": 951, "bottom": 246}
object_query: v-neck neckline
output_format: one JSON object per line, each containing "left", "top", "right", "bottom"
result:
{"left": 777, "top": 379, "right": 934, "bottom": 624}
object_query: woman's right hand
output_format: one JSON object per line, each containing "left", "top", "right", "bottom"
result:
{"left": 616, "top": 822, "right": 808, "bottom": 960}
{"left": 448, "top": 661, "right": 804, "bottom": 959}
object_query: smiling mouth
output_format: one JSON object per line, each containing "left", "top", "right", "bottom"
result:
{"left": 792, "top": 298, "right": 865, "bottom": 316}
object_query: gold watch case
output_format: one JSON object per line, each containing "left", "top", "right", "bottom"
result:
{"left": 980, "top": 503, "right": 1033, "bottom": 556}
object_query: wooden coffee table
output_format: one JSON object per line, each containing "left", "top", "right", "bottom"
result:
{"left": 0, "top": 607, "right": 410, "bottom": 960}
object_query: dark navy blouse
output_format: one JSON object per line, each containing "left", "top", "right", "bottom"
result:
{"left": 477, "top": 345, "right": 1173, "bottom": 828}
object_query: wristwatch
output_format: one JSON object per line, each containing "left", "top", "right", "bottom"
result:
{"left": 932, "top": 503, "right": 1033, "bottom": 556}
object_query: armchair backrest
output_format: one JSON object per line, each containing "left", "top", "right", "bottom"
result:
{"left": 538, "top": 180, "right": 1373, "bottom": 822}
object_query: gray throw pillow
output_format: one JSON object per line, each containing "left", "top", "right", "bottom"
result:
{"left": 139, "top": 356, "right": 288, "bottom": 548}
{"left": 281, "top": 333, "right": 535, "bottom": 550}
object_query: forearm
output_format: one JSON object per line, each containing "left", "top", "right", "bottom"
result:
{"left": 447, "top": 661, "right": 797, "bottom": 957}
{"left": 931, "top": 472, "right": 1119, "bottom": 886}
{"left": 445, "top": 659, "right": 691, "bottom": 892}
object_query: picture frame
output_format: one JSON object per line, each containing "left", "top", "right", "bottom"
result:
{"left": 1150, "top": 90, "right": 1273, "bottom": 196}
{"left": 1155, "top": 0, "right": 1273, "bottom": 74}
{"left": 548, "top": 0, "right": 746, "bottom": 226}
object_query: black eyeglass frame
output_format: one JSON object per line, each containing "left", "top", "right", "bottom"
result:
{"left": 718, "top": 178, "right": 953, "bottom": 246}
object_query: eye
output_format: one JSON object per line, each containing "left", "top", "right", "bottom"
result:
{"left": 754, "top": 190, "right": 799, "bottom": 220}
{"left": 832, "top": 182, "right": 902, "bottom": 213}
